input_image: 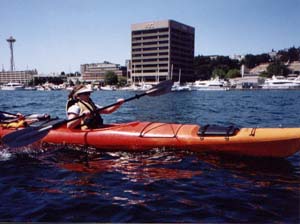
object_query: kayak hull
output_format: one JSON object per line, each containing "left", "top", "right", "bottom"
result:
{"left": 1, "top": 121, "right": 300, "bottom": 158}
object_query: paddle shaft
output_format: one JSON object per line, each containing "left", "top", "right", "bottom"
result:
{"left": 98, "top": 92, "right": 147, "bottom": 110}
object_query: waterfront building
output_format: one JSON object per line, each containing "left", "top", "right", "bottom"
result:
{"left": 131, "top": 20, "right": 195, "bottom": 84}
{"left": 0, "top": 70, "right": 37, "bottom": 84}
{"left": 80, "top": 61, "right": 127, "bottom": 83}
{"left": 230, "top": 76, "right": 262, "bottom": 89}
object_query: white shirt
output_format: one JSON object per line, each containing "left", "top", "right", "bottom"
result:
{"left": 67, "top": 104, "right": 81, "bottom": 115}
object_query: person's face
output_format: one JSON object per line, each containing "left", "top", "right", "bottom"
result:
{"left": 77, "top": 92, "right": 91, "bottom": 100}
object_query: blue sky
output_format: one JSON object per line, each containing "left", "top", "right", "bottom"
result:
{"left": 0, "top": 0, "right": 299, "bottom": 74}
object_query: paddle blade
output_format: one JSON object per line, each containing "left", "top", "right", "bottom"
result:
{"left": 146, "top": 80, "right": 173, "bottom": 97}
{"left": 2, "top": 126, "right": 50, "bottom": 148}
{"left": 2, "top": 118, "right": 66, "bottom": 148}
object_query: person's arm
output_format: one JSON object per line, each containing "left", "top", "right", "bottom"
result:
{"left": 67, "top": 105, "right": 84, "bottom": 129}
{"left": 100, "top": 98, "right": 124, "bottom": 114}
{"left": 0, "top": 112, "right": 24, "bottom": 122}
{"left": 67, "top": 113, "right": 82, "bottom": 129}
{"left": 16, "top": 113, "right": 25, "bottom": 119}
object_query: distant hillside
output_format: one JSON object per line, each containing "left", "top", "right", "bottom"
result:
{"left": 250, "top": 61, "right": 300, "bottom": 76}
{"left": 194, "top": 47, "right": 300, "bottom": 80}
{"left": 288, "top": 61, "right": 300, "bottom": 72}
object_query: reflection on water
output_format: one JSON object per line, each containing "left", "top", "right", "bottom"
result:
{"left": 58, "top": 154, "right": 203, "bottom": 181}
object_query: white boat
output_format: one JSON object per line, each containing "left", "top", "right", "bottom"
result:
{"left": 119, "top": 85, "right": 137, "bottom": 91}
{"left": 125, "top": 83, "right": 153, "bottom": 91}
{"left": 65, "top": 86, "right": 74, "bottom": 91}
{"left": 36, "top": 85, "right": 46, "bottom": 91}
{"left": 171, "top": 82, "right": 192, "bottom": 91}
{"left": 292, "top": 76, "right": 300, "bottom": 85}
{"left": 1, "top": 82, "right": 24, "bottom": 91}
{"left": 24, "top": 86, "right": 36, "bottom": 91}
{"left": 192, "top": 77, "right": 228, "bottom": 91}
{"left": 100, "top": 85, "right": 117, "bottom": 91}
{"left": 260, "top": 76, "right": 300, "bottom": 89}
{"left": 171, "top": 69, "right": 192, "bottom": 91}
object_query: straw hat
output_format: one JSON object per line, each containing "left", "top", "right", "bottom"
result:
{"left": 74, "top": 85, "right": 93, "bottom": 96}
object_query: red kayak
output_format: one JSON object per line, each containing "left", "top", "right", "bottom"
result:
{"left": 1, "top": 121, "right": 300, "bottom": 158}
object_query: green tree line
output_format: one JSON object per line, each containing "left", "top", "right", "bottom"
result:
{"left": 193, "top": 46, "right": 300, "bottom": 80}
{"left": 28, "top": 76, "right": 65, "bottom": 86}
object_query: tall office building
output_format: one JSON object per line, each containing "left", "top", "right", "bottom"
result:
{"left": 131, "top": 20, "right": 195, "bottom": 84}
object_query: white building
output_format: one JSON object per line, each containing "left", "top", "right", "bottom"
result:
{"left": 81, "top": 61, "right": 126, "bottom": 83}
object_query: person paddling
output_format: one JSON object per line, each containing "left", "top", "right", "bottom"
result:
{"left": 0, "top": 112, "right": 24, "bottom": 122}
{"left": 66, "top": 84, "right": 124, "bottom": 129}
{"left": 0, "top": 111, "right": 50, "bottom": 128}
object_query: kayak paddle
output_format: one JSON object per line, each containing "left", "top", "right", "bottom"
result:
{"left": 2, "top": 80, "right": 173, "bottom": 148}
{"left": 0, "top": 111, "right": 20, "bottom": 117}
{"left": 0, "top": 111, "right": 31, "bottom": 124}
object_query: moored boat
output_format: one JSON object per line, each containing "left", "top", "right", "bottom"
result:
{"left": 192, "top": 77, "right": 229, "bottom": 91}
{"left": 1, "top": 120, "right": 300, "bottom": 158}
{"left": 260, "top": 75, "right": 300, "bottom": 89}
{"left": 100, "top": 85, "right": 117, "bottom": 91}
{"left": 24, "top": 86, "right": 37, "bottom": 91}
{"left": 1, "top": 82, "right": 24, "bottom": 90}
{"left": 132, "top": 83, "right": 153, "bottom": 91}
{"left": 171, "top": 82, "right": 192, "bottom": 91}
{"left": 171, "top": 69, "right": 192, "bottom": 91}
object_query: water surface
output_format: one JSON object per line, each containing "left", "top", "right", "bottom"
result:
{"left": 0, "top": 90, "right": 299, "bottom": 222}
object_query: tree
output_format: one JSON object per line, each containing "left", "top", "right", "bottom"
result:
{"left": 267, "top": 60, "right": 290, "bottom": 77}
{"left": 212, "top": 68, "right": 226, "bottom": 79}
{"left": 193, "top": 55, "right": 212, "bottom": 80}
{"left": 256, "top": 53, "right": 271, "bottom": 64}
{"left": 278, "top": 47, "right": 300, "bottom": 62}
{"left": 118, "top": 76, "right": 127, "bottom": 87}
{"left": 226, "top": 69, "right": 241, "bottom": 78}
{"left": 193, "top": 46, "right": 299, "bottom": 80}
{"left": 193, "top": 55, "right": 239, "bottom": 80}
{"left": 242, "top": 53, "right": 272, "bottom": 69}
{"left": 104, "top": 71, "right": 118, "bottom": 85}
{"left": 259, "top": 71, "right": 269, "bottom": 78}
{"left": 243, "top": 54, "right": 257, "bottom": 68}
{"left": 277, "top": 50, "right": 290, "bottom": 62}
{"left": 288, "top": 47, "right": 300, "bottom": 61}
